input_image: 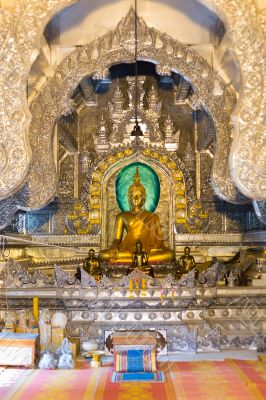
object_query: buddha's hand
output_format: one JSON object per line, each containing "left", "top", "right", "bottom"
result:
{"left": 109, "top": 245, "right": 118, "bottom": 261}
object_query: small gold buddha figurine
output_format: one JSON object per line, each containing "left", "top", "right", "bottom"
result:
{"left": 178, "top": 246, "right": 195, "bottom": 275}
{"left": 83, "top": 249, "right": 102, "bottom": 282}
{"left": 99, "top": 167, "right": 175, "bottom": 264}
{"left": 128, "top": 240, "right": 154, "bottom": 277}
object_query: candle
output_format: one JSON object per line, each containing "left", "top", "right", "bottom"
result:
{"left": 33, "top": 297, "right": 39, "bottom": 323}
{"left": 141, "top": 277, "right": 146, "bottom": 290}
{"left": 160, "top": 288, "right": 164, "bottom": 301}
{"left": 135, "top": 277, "right": 139, "bottom": 289}
{"left": 129, "top": 278, "right": 134, "bottom": 291}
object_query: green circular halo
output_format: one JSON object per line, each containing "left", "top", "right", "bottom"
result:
{"left": 116, "top": 162, "right": 160, "bottom": 212}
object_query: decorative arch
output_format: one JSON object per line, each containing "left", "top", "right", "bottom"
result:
{"left": 199, "top": 0, "right": 265, "bottom": 201}
{"left": 0, "top": 0, "right": 77, "bottom": 200}
{"left": 15, "top": 10, "right": 242, "bottom": 209}
{"left": 0, "top": 2, "right": 264, "bottom": 228}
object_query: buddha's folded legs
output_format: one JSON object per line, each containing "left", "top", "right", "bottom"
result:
{"left": 148, "top": 248, "right": 175, "bottom": 263}
{"left": 98, "top": 249, "right": 132, "bottom": 263}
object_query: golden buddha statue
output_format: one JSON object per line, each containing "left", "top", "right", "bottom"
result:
{"left": 128, "top": 240, "right": 154, "bottom": 277}
{"left": 83, "top": 249, "right": 102, "bottom": 282}
{"left": 178, "top": 246, "right": 195, "bottom": 274}
{"left": 99, "top": 167, "right": 175, "bottom": 263}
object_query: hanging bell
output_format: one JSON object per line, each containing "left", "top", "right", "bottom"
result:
{"left": 131, "top": 122, "right": 143, "bottom": 136}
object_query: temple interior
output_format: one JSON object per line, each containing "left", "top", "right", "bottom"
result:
{"left": 0, "top": 0, "right": 265, "bottom": 399}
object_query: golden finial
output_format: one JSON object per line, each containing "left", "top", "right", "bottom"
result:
{"left": 134, "top": 167, "right": 141, "bottom": 184}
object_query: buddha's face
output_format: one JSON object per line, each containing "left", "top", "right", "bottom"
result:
{"left": 136, "top": 241, "right": 142, "bottom": 252}
{"left": 129, "top": 188, "right": 146, "bottom": 209}
{"left": 88, "top": 249, "right": 95, "bottom": 258}
{"left": 184, "top": 247, "right": 190, "bottom": 255}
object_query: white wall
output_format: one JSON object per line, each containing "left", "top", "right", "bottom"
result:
{"left": 27, "top": 0, "right": 265, "bottom": 99}
{"left": 48, "top": 0, "right": 218, "bottom": 46}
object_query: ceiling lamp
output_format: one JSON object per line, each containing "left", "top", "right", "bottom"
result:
{"left": 131, "top": 0, "right": 143, "bottom": 137}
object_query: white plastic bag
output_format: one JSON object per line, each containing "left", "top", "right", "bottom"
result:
{"left": 57, "top": 337, "right": 75, "bottom": 369}
{"left": 38, "top": 350, "right": 57, "bottom": 369}
{"left": 58, "top": 352, "right": 75, "bottom": 369}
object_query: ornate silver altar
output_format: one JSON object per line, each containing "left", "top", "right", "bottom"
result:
{"left": 1, "top": 260, "right": 266, "bottom": 354}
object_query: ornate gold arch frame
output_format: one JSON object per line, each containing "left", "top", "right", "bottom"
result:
{"left": 0, "top": 1, "right": 265, "bottom": 229}
{"left": 86, "top": 147, "right": 191, "bottom": 244}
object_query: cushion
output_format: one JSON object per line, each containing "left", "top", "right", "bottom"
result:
{"left": 114, "top": 349, "right": 156, "bottom": 372}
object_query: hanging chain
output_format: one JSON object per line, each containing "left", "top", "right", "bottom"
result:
{"left": 134, "top": 0, "right": 138, "bottom": 126}
{"left": 0, "top": 236, "right": 10, "bottom": 260}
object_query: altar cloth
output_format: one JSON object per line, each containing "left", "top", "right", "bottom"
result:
{"left": 114, "top": 349, "right": 157, "bottom": 372}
